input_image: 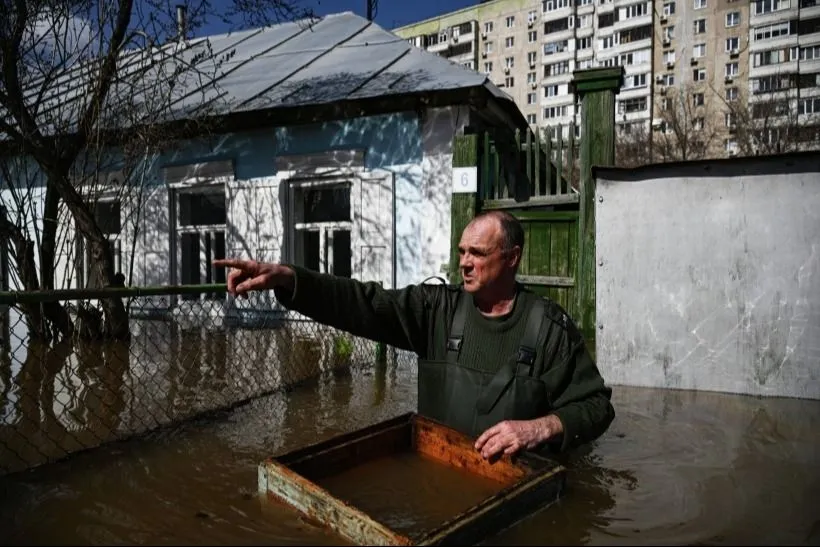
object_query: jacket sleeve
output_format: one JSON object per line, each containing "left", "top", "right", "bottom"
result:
{"left": 273, "top": 266, "right": 439, "bottom": 355}
{"left": 540, "top": 317, "right": 616, "bottom": 453}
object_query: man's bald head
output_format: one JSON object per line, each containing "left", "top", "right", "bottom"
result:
{"left": 467, "top": 210, "right": 525, "bottom": 258}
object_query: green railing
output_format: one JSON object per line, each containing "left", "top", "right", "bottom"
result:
{"left": 0, "top": 285, "right": 403, "bottom": 477}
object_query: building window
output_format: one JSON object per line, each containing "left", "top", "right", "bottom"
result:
{"left": 506, "top": 15, "right": 515, "bottom": 28}
{"left": 726, "top": 37, "right": 740, "bottom": 52}
{"left": 663, "top": 1, "right": 676, "bottom": 15}
{"left": 663, "top": 26, "right": 675, "bottom": 41}
{"left": 77, "top": 198, "right": 123, "bottom": 289}
{"left": 692, "top": 92, "right": 705, "bottom": 106}
{"left": 726, "top": 12, "right": 740, "bottom": 27}
{"left": 505, "top": 76, "right": 515, "bottom": 87}
{"left": 694, "top": 0, "right": 706, "bottom": 8}
{"left": 725, "top": 87, "right": 739, "bottom": 101}
{"left": 528, "top": 30, "right": 538, "bottom": 42}
{"left": 577, "top": 37, "right": 592, "bottom": 49}
{"left": 484, "top": 21, "right": 494, "bottom": 33}
{"left": 527, "top": 113, "right": 537, "bottom": 124}
{"left": 663, "top": 73, "right": 675, "bottom": 85}
{"left": 694, "top": 19, "right": 706, "bottom": 34}
{"left": 726, "top": 62, "right": 739, "bottom": 77}
{"left": 527, "top": 92, "right": 537, "bottom": 104}
{"left": 484, "top": 41, "right": 494, "bottom": 54}
{"left": 528, "top": 10, "right": 538, "bottom": 23}
{"left": 660, "top": 97, "right": 669, "bottom": 110}
{"left": 693, "top": 68, "right": 706, "bottom": 81}
{"left": 527, "top": 71, "right": 537, "bottom": 83}
{"left": 624, "top": 2, "right": 648, "bottom": 18}
{"left": 624, "top": 73, "right": 648, "bottom": 88}
{"left": 663, "top": 50, "right": 676, "bottom": 64}
{"left": 484, "top": 61, "right": 493, "bottom": 72}
{"left": 505, "top": 36, "right": 515, "bottom": 48}
{"left": 174, "top": 187, "right": 226, "bottom": 298}
{"left": 527, "top": 51, "right": 538, "bottom": 64}
{"left": 290, "top": 181, "right": 352, "bottom": 278}
{"left": 618, "top": 97, "right": 648, "bottom": 113}
{"left": 544, "top": 84, "right": 560, "bottom": 97}
{"left": 753, "top": 0, "right": 790, "bottom": 15}
{"left": 693, "top": 43, "right": 706, "bottom": 57}
{"left": 505, "top": 56, "right": 514, "bottom": 68}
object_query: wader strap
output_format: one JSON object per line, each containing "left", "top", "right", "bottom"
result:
{"left": 475, "top": 298, "right": 547, "bottom": 415}
{"left": 446, "top": 290, "right": 471, "bottom": 364}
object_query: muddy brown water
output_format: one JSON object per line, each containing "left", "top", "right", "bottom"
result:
{"left": 0, "top": 364, "right": 818, "bottom": 546}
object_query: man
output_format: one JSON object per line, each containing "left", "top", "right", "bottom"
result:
{"left": 214, "top": 210, "right": 614, "bottom": 460}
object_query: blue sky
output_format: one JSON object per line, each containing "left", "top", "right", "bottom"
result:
{"left": 203, "top": 0, "right": 477, "bottom": 33}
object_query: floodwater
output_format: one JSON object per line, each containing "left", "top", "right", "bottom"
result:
{"left": 1, "top": 364, "right": 819, "bottom": 546}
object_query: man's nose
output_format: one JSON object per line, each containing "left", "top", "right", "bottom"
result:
{"left": 460, "top": 253, "right": 471, "bottom": 268}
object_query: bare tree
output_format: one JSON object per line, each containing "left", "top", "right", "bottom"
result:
{"left": 614, "top": 121, "right": 653, "bottom": 168}
{"left": 0, "top": 0, "right": 313, "bottom": 342}
{"left": 653, "top": 83, "right": 723, "bottom": 162}
{"left": 717, "top": 78, "right": 820, "bottom": 157}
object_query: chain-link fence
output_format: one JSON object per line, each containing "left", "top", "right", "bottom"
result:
{"left": 0, "top": 285, "right": 417, "bottom": 476}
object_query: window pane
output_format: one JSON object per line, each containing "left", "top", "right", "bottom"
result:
{"left": 296, "top": 230, "right": 321, "bottom": 272}
{"left": 332, "top": 229, "right": 351, "bottom": 278}
{"left": 181, "top": 232, "right": 200, "bottom": 287}
{"left": 94, "top": 201, "right": 121, "bottom": 234}
{"left": 300, "top": 185, "right": 350, "bottom": 223}
{"left": 180, "top": 192, "right": 226, "bottom": 226}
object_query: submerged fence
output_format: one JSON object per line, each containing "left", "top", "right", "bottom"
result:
{"left": 0, "top": 285, "right": 413, "bottom": 476}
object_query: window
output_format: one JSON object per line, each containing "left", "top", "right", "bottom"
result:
{"left": 624, "top": 73, "right": 648, "bottom": 88}
{"left": 726, "top": 12, "right": 740, "bottom": 27}
{"left": 528, "top": 51, "right": 538, "bottom": 64}
{"left": 726, "top": 37, "right": 740, "bottom": 52}
{"left": 527, "top": 113, "right": 537, "bottom": 124}
{"left": 725, "top": 139, "right": 738, "bottom": 153}
{"left": 291, "top": 182, "right": 352, "bottom": 279}
{"left": 577, "top": 37, "right": 592, "bottom": 49}
{"left": 694, "top": 19, "right": 706, "bottom": 34}
{"left": 618, "top": 97, "right": 647, "bottom": 113}
{"left": 663, "top": 50, "right": 676, "bottom": 64}
{"left": 600, "top": 34, "right": 617, "bottom": 50}
{"left": 800, "top": 45, "right": 820, "bottom": 60}
{"left": 694, "top": 0, "right": 706, "bottom": 8}
{"left": 505, "top": 36, "right": 515, "bottom": 48}
{"left": 663, "top": 26, "right": 675, "bottom": 41}
{"left": 505, "top": 56, "right": 515, "bottom": 68}
{"left": 754, "top": 0, "right": 790, "bottom": 15}
{"left": 623, "top": 2, "right": 648, "bottom": 18}
{"left": 663, "top": 2, "right": 676, "bottom": 15}
{"left": 483, "top": 61, "right": 493, "bottom": 72}
{"left": 527, "top": 71, "right": 537, "bottom": 83}
{"left": 77, "top": 198, "right": 123, "bottom": 289}
{"left": 543, "top": 105, "right": 568, "bottom": 118}
{"left": 527, "top": 92, "right": 538, "bottom": 104}
{"left": 693, "top": 92, "right": 704, "bottom": 106}
{"left": 799, "top": 97, "right": 820, "bottom": 115}
{"left": 725, "top": 112, "right": 736, "bottom": 127}
{"left": 693, "top": 117, "right": 704, "bottom": 130}
{"left": 725, "top": 87, "right": 739, "bottom": 101}
{"left": 484, "top": 21, "right": 494, "bottom": 33}
{"left": 544, "top": 60, "right": 571, "bottom": 76}
{"left": 505, "top": 75, "right": 515, "bottom": 87}
{"left": 660, "top": 97, "right": 670, "bottom": 110}
{"left": 544, "top": 84, "right": 560, "bottom": 96}
{"left": 726, "top": 62, "right": 739, "bottom": 77}
{"left": 484, "top": 41, "right": 493, "bottom": 54}
{"left": 544, "top": 40, "right": 569, "bottom": 54}
{"left": 528, "top": 30, "right": 538, "bottom": 42}
{"left": 506, "top": 15, "right": 515, "bottom": 28}
{"left": 693, "top": 68, "right": 706, "bottom": 81}
{"left": 693, "top": 43, "right": 706, "bottom": 57}
{"left": 528, "top": 10, "right": 538, "bottom": 23}
{"left": 663, "top": 73, "right": 675, "bottom": 85}
{"left": 754, "top": 22, "right": 791, "bottom": 41}
{"left": 175, "top": 188, "right": 227, "bottom": 298}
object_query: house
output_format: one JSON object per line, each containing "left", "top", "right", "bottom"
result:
{"left": 1, "top": 11, "right": 528, "bottom": 321}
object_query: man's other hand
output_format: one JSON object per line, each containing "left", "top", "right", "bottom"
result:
{"left": 474, "top": 415, "right": 564, "bottom": 460}
{"left": 212, "top": 259, "right": 295, "bottom": 298}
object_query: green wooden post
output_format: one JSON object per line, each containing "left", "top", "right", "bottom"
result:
{"left": 570, "top": 67, "right": 623, "bottom": 354}
{"left": 449, "top": 134, "right": 479, "bottom": 284}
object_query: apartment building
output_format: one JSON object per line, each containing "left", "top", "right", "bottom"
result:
{"left": 394, "top": 0, "right": 820, "bottom": 157}
{"left": 394, "top": 0, "right": 655, "bottom": 138}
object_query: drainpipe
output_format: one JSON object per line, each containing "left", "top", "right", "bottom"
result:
{"left": 176, "top": 5, "right": 187, "bottom": 44}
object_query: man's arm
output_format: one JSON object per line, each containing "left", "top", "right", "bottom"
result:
{"left": 213, "top": 259, "right": 437, "bottom": 355}
{"left": 474, "top": 316, "right": 615, "bottom": 459}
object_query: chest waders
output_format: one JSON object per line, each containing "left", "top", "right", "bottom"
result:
{"left": 417, "top": 291, "right": 550, "bottom": 439}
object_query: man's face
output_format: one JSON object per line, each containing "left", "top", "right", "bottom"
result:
{"left": 458, "top": 217, "right": 519, "bottom": 294}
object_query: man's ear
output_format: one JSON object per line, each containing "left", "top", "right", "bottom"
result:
{"left": 508, "top": 245, "right": 523, "bottom": 269}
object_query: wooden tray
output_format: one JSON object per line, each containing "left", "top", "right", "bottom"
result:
{"left": 258, "top": 412, "right": 566, "bottom": 545}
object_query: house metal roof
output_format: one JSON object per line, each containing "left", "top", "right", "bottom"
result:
{"left": 3, "top": 11, "right": 525, "bottom": 139}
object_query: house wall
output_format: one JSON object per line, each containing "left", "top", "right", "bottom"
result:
{"left": 0, "top": 106, "right": 469, "bottom": 302}
{"left": 594, "top": 154, "right": 820, "bottom": 400}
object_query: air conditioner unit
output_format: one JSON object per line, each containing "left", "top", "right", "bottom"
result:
{"left": 662, "top": 38, "right": 671, "bottom": 46}
{"left": 528, "top": 21, "right": 534, "bottom": 28}
{"left": 725, "top": 75, "right": 734, "bottom": 83}
{"left": 652, "top": 119, "right": 662, "bottom": 127}
{"left": 482, "top": 52, "right": 488, "bottom": 58}
{"left": 504, "top": 67, "right": 510, "bottom": 74}
{"left": 728, "top": 149, "right": 737, "bottom": 156}
{"left": 660, "top": 14, "right": 668, "bottom": 23}
{"left": 666, "top": 61, "right": 675, "bottom": 68}
{"left": 690, "top": 57, "right": 698, "bottom": 65}
{"left": 655, "top": 74, "right": 664, "bottom": 83}
{"left": 452, "top": 35, "right": 459, "bottom": 43}
{"left": 482, "top": 32, "right": 488, "bottom": 39}
{"left": 730, "top": 49, "right": 739, "bottom": 57}
{"left": 531, "top": 82, "right": 538, "bottom": 89}
{"left": 529, "top": 61, "right": 536, "bottom": 68}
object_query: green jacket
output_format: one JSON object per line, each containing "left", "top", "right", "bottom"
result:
{"left": 274, "top": 266, "right": 615, "bottom": 453}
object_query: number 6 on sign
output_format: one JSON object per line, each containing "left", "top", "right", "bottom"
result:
{"left": 452, "top": 167, "right": 477, "bottom": 193}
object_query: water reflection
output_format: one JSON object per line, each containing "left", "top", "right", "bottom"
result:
{"left": 0, "top": 317, "right": 394, "bottom": 475}
{"left": 0, "top": 371, "right": 817, "bottom": 546}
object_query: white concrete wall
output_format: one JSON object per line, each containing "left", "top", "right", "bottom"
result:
{"left": 595, "top": 154, "right": 820, "bottom": 400}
